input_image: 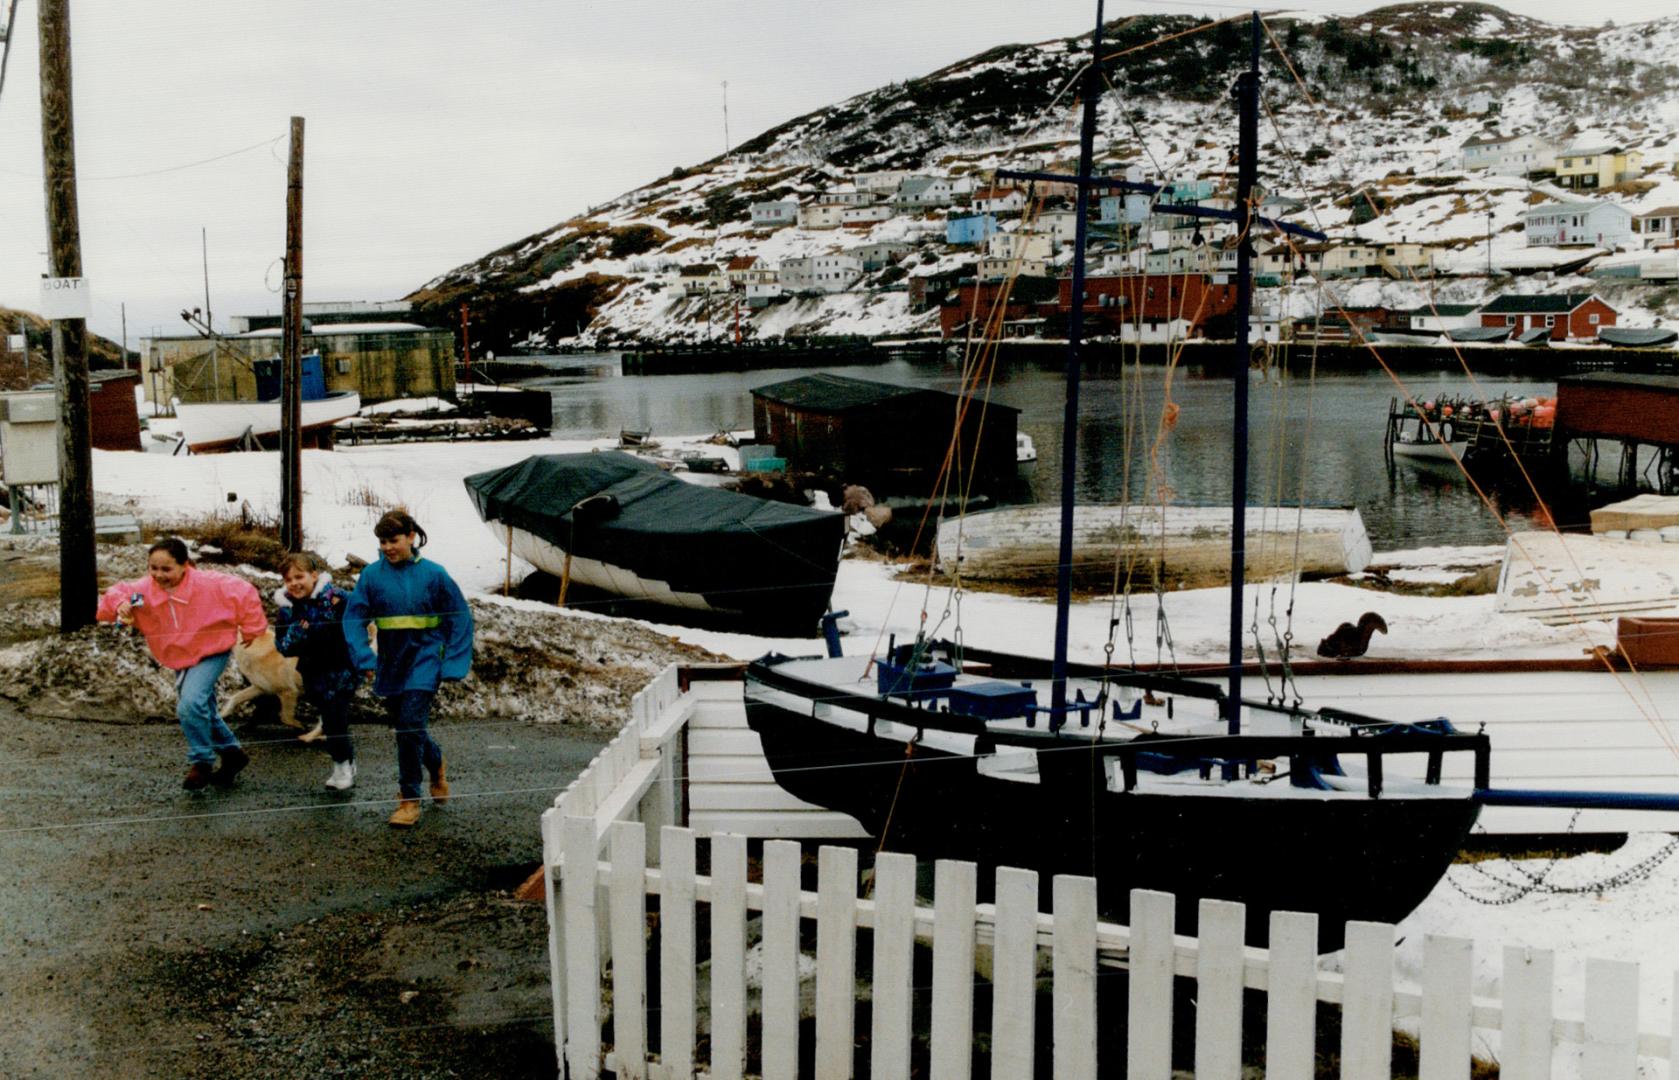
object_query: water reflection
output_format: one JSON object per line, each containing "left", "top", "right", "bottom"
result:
{"left": 512, "top": 353, "right": 1553, "bottom": 550}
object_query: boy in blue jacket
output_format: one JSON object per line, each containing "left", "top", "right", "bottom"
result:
{"left": 273, "top": 551, "right": 361, "bottom": 790}
{"left": 344, "top": 510, "right": 475, "bottom": 827}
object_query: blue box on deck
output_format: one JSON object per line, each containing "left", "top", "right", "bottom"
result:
{"left": 946, "top": 680, "right": 1038, "bottom": 720}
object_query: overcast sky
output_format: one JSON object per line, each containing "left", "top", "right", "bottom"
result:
{"left": 0, "top": 0, "right": 1670, "bottom": 346}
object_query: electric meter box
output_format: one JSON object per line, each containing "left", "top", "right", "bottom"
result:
{"left": 0, "top": 391, "right": 61, "bottom": 486}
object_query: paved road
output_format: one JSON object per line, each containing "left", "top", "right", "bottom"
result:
{"left": 0, "top": 701, "right": 606, "bottom": 1078}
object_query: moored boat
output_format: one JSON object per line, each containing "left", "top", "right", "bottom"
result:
{"left": 173, "top": 389, "right": 361, "bottom": 452}
{"left": 463, "top": 451, "right": 844, "bottom": 632}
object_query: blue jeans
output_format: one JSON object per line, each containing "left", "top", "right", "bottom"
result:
{"left": 387, "top": 690, "right": 442, "bottom": 799}
{"left": 175, "top": 651, "right": 239, "bottom": 765}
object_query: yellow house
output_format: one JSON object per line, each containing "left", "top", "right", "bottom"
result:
{"left": 1556, "top": 145, "right": 1644, "bottom": 191}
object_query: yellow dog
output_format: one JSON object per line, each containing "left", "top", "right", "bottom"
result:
{"left": 223, "top": 629, "right": 319, "bottom": 741}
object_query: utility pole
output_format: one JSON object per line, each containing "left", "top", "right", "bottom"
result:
{"left": 279, "top": 117, "right": 304, "bottom": 552}
{"left": 37, "top": 0, "right": 94, "bottom": 632}
{"left": 721, "top": 80, "right": 730, "bottom": 156}
{"left": 120, "top": 301, "right": 127, "bottom": 370}
{"left": 203, "top": 226, "right": 218, "bottom": 396}
{"left": 459, "top": 302, "right": 471, "bottom": 383}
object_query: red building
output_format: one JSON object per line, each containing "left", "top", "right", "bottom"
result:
{"left": 939, "top": 276, "right": 1059, "bottom": 338}
{"left": 1479, "top": 293, "right": 1617, "bottom": 341}
{"left": 1056, "top": 274, "right": 1240, "bottom": 336}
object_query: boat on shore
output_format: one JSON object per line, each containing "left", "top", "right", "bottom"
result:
{"left": 935, "top": 503, "right": 1372, "bottom": 586}
{"left": 173, "top": 390, "right": 360, "bottom": 453}
{"left": 463, "top": 451, "right": 844, "bottom": 632}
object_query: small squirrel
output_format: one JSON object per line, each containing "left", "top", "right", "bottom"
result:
{"left": 1317, "top": 612, "right": 1388, "bottom": 660}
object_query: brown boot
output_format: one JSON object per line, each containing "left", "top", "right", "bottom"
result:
{"left": 388, "top": 799, "right": 422, "bottom": 828}
{"left": 429, "top": 758, "right": 449, "bottom": 805}
{"left": 183, "top": 763, "right": 214, "bottom": 790}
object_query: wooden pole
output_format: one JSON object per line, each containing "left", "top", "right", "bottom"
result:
{"left": 37, "top": 0, "right": 95, "bottom": 632}
{"left": 120, "top": 302, "right": 127, "bottom": 370}
{"left": 280, "top": 117, "right": 304, "bottom": 551}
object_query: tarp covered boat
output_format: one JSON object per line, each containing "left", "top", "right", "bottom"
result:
{"left": 463, "top": 452, "right": 844, "bottom": 633}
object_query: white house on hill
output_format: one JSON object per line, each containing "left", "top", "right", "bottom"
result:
{"left": 1524, "top": 201, "right": 1634, "bottom": 248}
{"left": 1459, "top": 132, "right": 1556, "bottom": 176}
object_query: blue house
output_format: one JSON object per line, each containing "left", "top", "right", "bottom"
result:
{"left": 1099, "top": 194, "right": 1152, "bottom": 225}
{"left": 946, "top": 213, "right": 997, "bottom": 246}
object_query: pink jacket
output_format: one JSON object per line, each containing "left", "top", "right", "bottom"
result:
{"left": 96, "top": 566, "right": 268, "bottom": 671}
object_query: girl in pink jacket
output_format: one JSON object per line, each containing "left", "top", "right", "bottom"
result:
{"left": 97, "top": 537, "right": 268, "bottom": 790}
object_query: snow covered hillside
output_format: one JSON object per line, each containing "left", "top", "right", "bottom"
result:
{"left": 407, "top": 3, "right": 1679, "bottom": 351}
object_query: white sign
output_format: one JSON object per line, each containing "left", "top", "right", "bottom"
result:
{"left": 5, "top": 334, "right": 23, "bottom": 353}
{"left": 39, "top": 276, "right": 91, "bottom": 320}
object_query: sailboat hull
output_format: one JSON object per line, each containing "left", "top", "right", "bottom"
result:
{"left": 745, "top": 662, "right": 1480, "bottom": 950}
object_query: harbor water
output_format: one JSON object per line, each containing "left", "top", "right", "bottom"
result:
{"left": 512, "top": 353, "right": 1555, "bottom": 552}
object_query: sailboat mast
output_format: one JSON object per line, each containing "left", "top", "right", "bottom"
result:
{"left": 1225, "top": 12, "right": 1260, "bottom": 732}
{"left": 1049, "top": 0, "right": 1106, "bottom": 726}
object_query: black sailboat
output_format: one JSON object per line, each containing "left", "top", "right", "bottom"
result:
{"left": 742, "top": 8, "right": 1490, "bottom": 950}
{"left": 742, "top": 7, "right": 1679, "bottom": 949}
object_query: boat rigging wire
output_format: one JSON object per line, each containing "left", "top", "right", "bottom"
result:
{"left": 1254, "top": 16, "right": 1677, "bottom": 755}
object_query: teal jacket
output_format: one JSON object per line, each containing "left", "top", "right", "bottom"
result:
{"left": 343, "top": 554, "right": 474, "bottom": 695}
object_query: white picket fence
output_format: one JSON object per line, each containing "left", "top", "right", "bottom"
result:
{"left": 541, "top": 664, "right": 1679, "bottom": 1078}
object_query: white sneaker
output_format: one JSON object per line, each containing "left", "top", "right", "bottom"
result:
{"left": 324, "top": 761, "right": 357, "bottom": 790}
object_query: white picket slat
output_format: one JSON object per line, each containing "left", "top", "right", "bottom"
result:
{"left": 563, "top": 815, "right": 602, "bottom": 1080}
{"left": 1053, "top": 875, "right": 1099, "bottom": 1080}
{"left": 1419, "top": 934, "right": 1472, "bottom": 1080}
{"left": 1341, "top": 921, "right": 1396, "bottom": 1080}
{"left": 710, "top": 833, "right": 748, "bottom": 1080}
{"left": 659, "top": 826, "right": 697, "bottom": 1080}
{"left": 1193, "top": 898, "right": 1245, "bottom": 1080}
{"left": 760, "top": 840, "right": 803, "bottom": 1080}
{"left": 930, "top": 860, "right": 978, "bottom": 1080}
{"left": 815, "top": 845, "right": 859, "bottom": 1080}
{"left": 990, "top": 866, "right": 1039, "bottom": 1080}
{"left": 608, "top": 822, "right": 649, "bottom": 1080}
{"left": 1265, "top": 910, "right": 1318, "bottom": 1080}
{"left": 1502, "top": 945, "right": 1555, "bottom": 1080}
{"left": 1584, "top": 957, "right": 1639, "bottom": 1080}
{"left": 871, "top": 852, "right": 917, "bottom": 1080}
{"left": 1127, "top": 889, "right": 1176, "bottom": 1080}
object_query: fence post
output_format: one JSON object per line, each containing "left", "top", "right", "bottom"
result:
{"left": 1419, "top": 934, "right": 1472, "bottom": 1080}
{"left": 1265, "top": 910, "right": 1319, "bottom": 1080}
{"left": 710, "top": 832, "right": 749, "bottom": 1080}
{"left": 542, "top": 806, "right": 566, "bottom": 1072}
{"left": 660, "top": 826, "right": 697, "bottom": 1079}
{"left": 562, "top": 814, "right": 601, "bottom": 1080}
{"left": 815, "top": 845, "right": 858, "bottom": 1080}
{"left": 760, "top": 840, "right": 803, "bottom": 1080}
{"left": 930, "top": 860, "right": 978, "bottom": 1080}
{"left": 1127, "top": 889, "right": 1176, "bottom": 1080}
{"left": 1501, "top": 945, "right": 1555, "bottom": 1080}
{"left": 608, "top": 821, "right": 648, "bottom": 1080}
{"left": 990, "top": 866, "right": 1039, "bottom": 1080}
{"left": 1583, "top": 957, "right": 1638, "bottom": 1079}
{"left": 1053, "top": 875, "right": 1099, "bottom": 1080}
{"left": 1193, "top": 898, "right": 1246, "bottom": 1080}
{"left": 871, "top": 852, "right": 917, "bottom": 1079}
{"left": 1342, "top": 921, "right": 1396, "bottom": 1080}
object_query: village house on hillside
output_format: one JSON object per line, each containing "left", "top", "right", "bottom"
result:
{"left": 749, "top": 199, "right": 797, "bottom": 226}
{"left": 892, "top": 176, "right": 955, "bottom": 208}
{"left": 1524, "top": 201, "right": 1634, "bottom": 248}
{"left": 1635, "top": 207, "right": 1679, "bottom": 246}
{"left": 797, "top": 202, "right": 845, "bottom": 230}
{"left": 973, "top": 186, "right": 1026, "bottom": 214}
{"left": 946, "top": 213, "right": 997, "bottom": 246}
{"left": 1402, "top": 303, "right": 1481, "bottom": 332}
{"left": 1555, "top": 144, "right": 1644, "bottom": 191}
{"left": 725, "top": 255, "right": 776, "bottom": 291}
{"left": 1479, "top": 293, "right": 1617, "bottom": 341}
{"left": 1459, "top": 131, "right": 1557, "bottom": 176}
{"left": 680, "top": 263, "right": 728, "bottom": 296}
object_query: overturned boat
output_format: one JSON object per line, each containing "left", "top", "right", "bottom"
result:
{"left": 464, "top": 452, "right": 844, "bottom": 633}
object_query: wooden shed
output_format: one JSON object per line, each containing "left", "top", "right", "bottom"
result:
{"left": 89, "top": 369, "right": 142, "bottom": 451}
{"left": 750, "top": 373, "right": 1018, "bottom": 495}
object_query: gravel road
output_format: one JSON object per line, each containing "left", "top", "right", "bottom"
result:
{"left": 0, "top": 699, "right": 606, "bottom": 1078}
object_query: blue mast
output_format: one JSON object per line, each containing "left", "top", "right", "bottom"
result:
{"left": 1047, "top": 0, "right": 1105, "bottom": 728}
{"left": 1226, "top": 12, "right": 1260, "bottom": 734}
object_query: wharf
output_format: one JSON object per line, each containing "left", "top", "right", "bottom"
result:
{"left": 993, "top": 339, "right": 1679, "bottom": 375}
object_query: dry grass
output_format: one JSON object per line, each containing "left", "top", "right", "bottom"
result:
{"left": 155, "top": 512, "right": 289, "bottom": 573}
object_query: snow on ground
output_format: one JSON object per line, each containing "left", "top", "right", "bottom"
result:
{"left": 82, "top": 433, "right": 1679, "bottom": 1070}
